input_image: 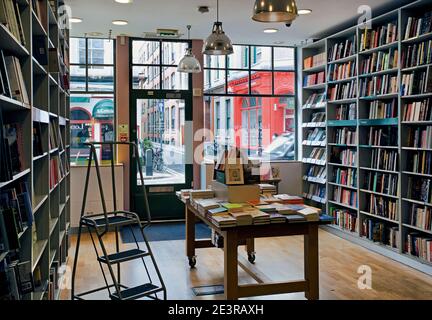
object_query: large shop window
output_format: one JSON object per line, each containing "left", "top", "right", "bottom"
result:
{"left": 203, "top": 45, "right": 296, "bottom": 161}
{"left": 70, "top": 38, "right": 116, "bottom": 165}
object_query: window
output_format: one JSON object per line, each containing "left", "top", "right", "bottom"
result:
{"left": 70, "top": 37, "right": 116, "bottom": 165}
{"left": 204, "top": 45, "right": 296, "bottom": 160}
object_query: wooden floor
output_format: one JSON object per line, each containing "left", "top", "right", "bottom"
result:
{"left": 61, "top": 228, "right": 432, "bottom": 300}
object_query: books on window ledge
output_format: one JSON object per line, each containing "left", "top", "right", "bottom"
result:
{"left": 330, "top": 148, "right": 356, "bottom": 166}
{"left": 362, "top": 218, "right": 399, "bottom": 248}
{"left": 407, "top": 176, "right": 432, "bottom": 203}
{"left": 330, "top": 207, "right": 358, "bottom": 232}
{"left": 332, "top": 127, "right": 356, "bottom": 145}
{"left": 360, "top": 21, "right": 398, "bottom": 51}
{"left": 406, "top": 150, "right": 432, "bottom": 175}
{"left": 328, "top": 60, "right": 356, "bottom": 81}
{"left": 333, "top": 186, "right": 357, "bottom": 207}
{"left": 303, "top": 93, "right": 326, "bottom": 109}
{"left": 366, "top": 126, "right": 398, "bottom": 146}
{"left": 359, "top": 74, "right": 398, "bottom": 97}
{"left": 401, "top": 68, "right": 432, "bottom": 96}
{"left": 406, "top": 126, "right": 432, "bottom": 149}
{"left": 335, "top": 103, "right": 357, "bottom": 120}
{"left": 0, "top": 0, "right": 27, "bottom": 46}
{"left": 402, "top": 40, "right": 432, "bottom": 68}
{"left": 407, "top": 203, "right": 432, "bottom": 232}
{"left": 360, "top": 48, "right": 398, "bottom": 74}
{"left": 369, "top": 148, "right": 398, "bottom": 171}
{"left": 304, "top": 52, "right": 326, "bottom": 69}
{"left": 406, "top": 233, "right": 431, "bottom": 263}
{"left": 367, "top": 100, "right": 397, "bottom": 119}
{"left": 328, "top": 36, "right": 356, "bottom": 62}
{"left": 328, "top": 80, "right": 357, "bottom": 101}
{"left": 403, "top": 98, "right": 431, "bottom": 122}
{"left": 333, "top": 168, "right": 357, "bottom": 187}
{"left": 404, "top": 11, "right": 432, "bottom": 40}
{"left": 364, "top": 171, "right": 398, "bottom": 196}
{"left": 0, "top": 52, "right": 30, "bottom": 106}
{"left": 303, "top": 71, "right": 325, "bottom": 87}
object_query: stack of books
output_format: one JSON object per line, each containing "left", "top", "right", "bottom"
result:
{"left": 304, "top": 52, "right": 326, "bottom": 69}
{"left": 258, "top": 183, "right": 277, "bottom": 195}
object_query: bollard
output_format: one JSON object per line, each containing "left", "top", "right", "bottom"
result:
{"left": 146, "top": 149, "right": 153, "bottom": 176}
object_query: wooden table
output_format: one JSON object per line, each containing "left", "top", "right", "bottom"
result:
{"left": 180, "top": 198, "right": 331, "bottom": 300}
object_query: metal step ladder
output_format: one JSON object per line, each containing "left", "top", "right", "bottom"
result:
{"left": 71, "top": 142, "right": 166, "bottom": 300}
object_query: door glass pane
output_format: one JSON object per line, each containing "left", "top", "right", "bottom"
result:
{"left": 133, "top": 40, "right": 160, "bottom": 64}
{"left": 162, "top": 67, "right": 188, "bottom": 90}
{"left": 136, "top": 99, "right": 185, "bottom": 185}
{"left": 132, "top": 66, "right": 160, "bottom": 89}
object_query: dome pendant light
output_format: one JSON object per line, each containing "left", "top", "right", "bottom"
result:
{"left": 178, "top": 25, "right": 202, "bottom": 73}
{"left": 252, "top": 0, "right": 299, "bottom": 24}
{"left": 203, "top": 0, "right": 233, "bottom": 55}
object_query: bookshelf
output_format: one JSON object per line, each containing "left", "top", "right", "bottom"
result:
{"left": 0, "top": 0, "right": 70, "bottom": 300}
{"left": 301, "top": 0, "right": 432, "bottom": 272}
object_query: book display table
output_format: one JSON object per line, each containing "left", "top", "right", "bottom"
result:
{"left": 178, "top": 196, "right": 332, "bottom": 300}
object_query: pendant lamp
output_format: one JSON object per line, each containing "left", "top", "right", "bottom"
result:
{"left": 203, "top": 0, "right": 233, "bottom": 55}
{"left": 252, "top": 0, "right": 298, "bottom": 24}
{"left": 178, "top": 25, "right": 202, "bottom": 73}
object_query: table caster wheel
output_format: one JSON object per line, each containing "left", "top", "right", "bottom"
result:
{"left": 188, "top": 256, "right": 196, "bottom": 268}
{"left": 248, "top": 253, "right": 256, "bottom": 264}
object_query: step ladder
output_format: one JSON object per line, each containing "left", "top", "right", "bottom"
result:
{"left": 71, "top": 142, "right": 166, "bottom": 300}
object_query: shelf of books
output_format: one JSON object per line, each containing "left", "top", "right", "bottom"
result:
{"left": 301, "top": 0, "right": 432, "bottom": 270}
{"left": 0, "top": 0, "right": 70, "bottom": 300}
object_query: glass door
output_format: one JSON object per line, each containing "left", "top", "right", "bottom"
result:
{"left": 130, "top": 39, "right": 193, "bottom": 220}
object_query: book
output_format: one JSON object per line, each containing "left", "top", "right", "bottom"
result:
{"left": 0, "top": 50, "right": 11, "bottom": 98}
{"left": 3, "top": 56, "right": 29, "bottom": 105}
{"left": 33, "top": 36, "right": 48, "bottom": 66}
{"left": 211, "top": 214, "right": 237, "bottom": 228}
{"left": 297, "top": 207, "right": 320, "bottom": 221}
{"left": 330, "top": 207, "right": 357, "bottom": 232}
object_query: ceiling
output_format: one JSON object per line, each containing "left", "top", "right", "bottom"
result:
{"left": 65, "top": 0, "right": 414, "bottom": 45}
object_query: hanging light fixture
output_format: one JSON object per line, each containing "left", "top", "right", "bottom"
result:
{"left": 178, "top": 25, "right": 202, "bottom": 73}
{"left": 203, "top": 0, "right": 233, "bottom": 55}
{"left": 252, "top": 0, "right": 299, "bottom": 24}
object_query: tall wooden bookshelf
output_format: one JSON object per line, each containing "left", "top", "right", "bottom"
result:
{"left": 0, "top": 0, "right": 70, "bottom": 299}
{"left": 301, "top": 0, "right": 432, "bottom": 273}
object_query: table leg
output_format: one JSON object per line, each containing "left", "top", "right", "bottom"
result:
{"left": 304, "top": 224, "right": 319, "bottom": 300}
{"left": 224, "top": 230, "right": 238, "bottom": 300}
{"left": 185, "top": 205, "right": 196, "bottom": 267}
{"left": 246, "top": 238, "right": 255, "bottom": 263}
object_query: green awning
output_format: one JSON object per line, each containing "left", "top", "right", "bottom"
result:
{"left": 92, "top": 99, "right": 114, "bottom": 119}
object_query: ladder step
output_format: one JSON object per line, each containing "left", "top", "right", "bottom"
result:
{"left": 82, "top": 215, "right": 138, "bottom": 229}
{"left": 98, "top": 249, "right": 149, "bottom": 264}
{"left": 110, "top": 283, "right": 163, "bottom": 300}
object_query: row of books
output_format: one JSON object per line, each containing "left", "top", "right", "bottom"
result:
{"left": 49, "top": 119, "right": 64, "bottom": 151}
{"left": 401, "top": 40, "right": 432, "bottom": 69}
{"left": 328, "top": 80, "right": 357, "bottom": 101}
{"left": 304, "top": 128, "right": 326, "bottom": 143}
{"left": 304, "top": 165, "right": 326, "bottom": 182}
{"left": 0, "top": 259, "right": 33, "bottom": 300}
{"left": 32, "top": 0, "right": 47, "bottom": 32}
{"left": 404, "top": 11, "right": 432, "bottom": 40}
{"left": 406, "top": 126, "right": 432, "bottom": 149}
{"left": 303, "top": 93, "right": 326, "bottom": 109}
{"left": 407, "top": 176, "right": 432, "bottom": 204}
{"left": 406, "top": 150, "right": 432, "bottom": 175}
{"left": 333, "top": 186, "right": 358, "bottom": 207}
{"left": 304, "top": 183, "right": 326, "bottom": 202}
{"left": 366, "top": 194, "right": 398, "bottom": 221}
{"left": 335, "top": 103, "right": 356, "bottom": 120}
{"left": 0, "top": 50, "right": 30, "bottom": 105}
{"left": 332, "top": 127, "right": 356, "bottom": 145}
{"left": 304, "top": 148, "right": 326, "bottom": 163}
{"left": 359, "top": 22, "right": 398, "bottom": 51}
{"left": 309, "top": 111, "right": 326, "bottom": 123}
{"left": 402, "top": 98, "right": 432, "bottom": 122}
{"left": 362, "top": 219, "right": 399, "bottom": 248}
{"left": 0, "top": 112, "right": 25, "bottom": 182}
{"left": 332, "top": 168, "right": 357, "bottom": 188}
{"left": 359, "top": 74, "right": 398, "bottom": 97}
{"left": 366, "top": 127, "right": 398, "bottom": 146}
{"left": 0, "top": 0, "right": 26, "bottom": 46}
{"left": 330, "top": 207, "right": 357, "bottom": 232}
{"left": 368, "top": 100, "right": 397, "bottom": 119}
{"left": 407, "top": 204, "right": 432, "bottom": 232}
{"left": 328, "top": 37, "right": 356, "bottom": 62}
{"left": 33, "top": 121, "right": 44, "bottom": 157}
{"left": 328, "top": 61, "right": 356, "bottom": 81}
{"left": 303, "top": 71, "right": 325, "bottom": 87}
{"left": 401, "top": 69, "right": 432, "bottom": 96}
{"left": 303, "top": 52, "right": 326, "bottom": 69}
{"left": 330, "top": 148, "right": 356, "bottom": 166}
{"left": 359, "top": 48, "right": 398, "bottom": 74}
{"left": 369, "top": 148, "right": 398, "bottom": 171}
{"left": 364, "top": 172, "right": 398, "bottom": 196}
{"left": 406, "top": 233, "right": 431, "bottom": 263}
{"left": 49, "top": 156, "right": 64, "bottom": 190}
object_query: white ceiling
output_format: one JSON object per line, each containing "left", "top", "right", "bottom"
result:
{"left": 65, "top": 0, "right": 413, "bottom": 45}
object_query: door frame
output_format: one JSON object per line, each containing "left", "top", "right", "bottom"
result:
{"left": 128, "top": 37, "right": 193, "bottom": 220}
